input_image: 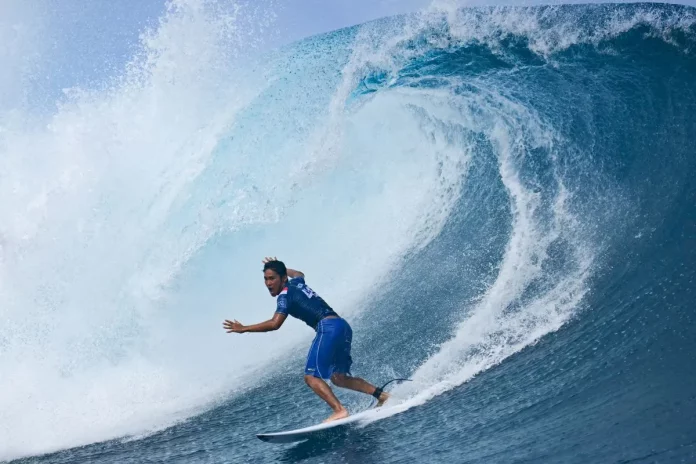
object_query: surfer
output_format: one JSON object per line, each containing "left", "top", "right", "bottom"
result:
{"left": 223, "top": 257, "right": 390, "bottom": 422}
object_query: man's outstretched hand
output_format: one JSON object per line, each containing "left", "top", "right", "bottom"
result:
{"left": 223, "top": 319, "right": 245, "bottom": 333}
{"left": 263, "top": 256, "right": 278, "bottom": 264}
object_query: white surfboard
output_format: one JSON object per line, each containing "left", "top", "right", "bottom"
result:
{"left": 256, "top": 406, "right": 384, "bottom": 444}
{"left": 257, "top": 379, "right": 413, "bottom": 443}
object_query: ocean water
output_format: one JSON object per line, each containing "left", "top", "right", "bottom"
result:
{"left": 1, "top": 2, "right": 695, "bottom": 463}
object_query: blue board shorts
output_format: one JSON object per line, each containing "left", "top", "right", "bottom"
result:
{"left": 305, "top": 317, "right": 353, "bottom": 379}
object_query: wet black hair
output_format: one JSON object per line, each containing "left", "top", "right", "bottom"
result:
{"left": 263, "top": 260, "right": 287, "bottom": 277}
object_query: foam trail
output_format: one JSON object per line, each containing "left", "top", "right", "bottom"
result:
{"left": 363, "top": 83, "right": 594, "bottom": 424}
{"left": 361, "top": 99, "right": 593, "bottom": 423}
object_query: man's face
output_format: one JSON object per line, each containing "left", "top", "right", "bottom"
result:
{"left": 264, "top": 269, "right": 286, "bottom": 297}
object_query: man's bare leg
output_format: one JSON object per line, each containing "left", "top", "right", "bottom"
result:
{"left": 331, "top": 373, "right": 391, "bottom": 406}
{"left": 304, "top": 375, "right": 349, "bottom": 422}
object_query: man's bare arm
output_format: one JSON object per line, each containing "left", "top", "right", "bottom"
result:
{"left": 287, "top": 268, "right": 304, "bottom": 278}
{"left": 223, "top": 313, "right": 287, "bottom": 333}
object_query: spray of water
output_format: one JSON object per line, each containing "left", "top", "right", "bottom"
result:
{"left": 0, "top": 0, "right": 466, "bottom": 459}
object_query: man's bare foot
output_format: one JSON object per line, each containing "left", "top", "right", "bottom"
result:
{"left": 376, "top": 392, "right": 391, "bottom": 407}
{"left": 323, "top": 408, "right": 349, "bottom": 423}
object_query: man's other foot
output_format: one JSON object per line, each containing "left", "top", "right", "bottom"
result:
{"left": 323, "top": 408, "right": 349, "bottom": 423}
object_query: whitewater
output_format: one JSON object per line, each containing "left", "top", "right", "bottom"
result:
{"left": 1, "top": 1, "right": 695, "bottom": 463}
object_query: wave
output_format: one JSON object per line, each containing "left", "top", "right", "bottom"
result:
{"left": 1, "top": 1, "right": 695, "bottom": 461}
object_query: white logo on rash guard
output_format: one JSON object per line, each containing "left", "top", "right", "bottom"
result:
{"left": 301, "top": 286, "right": 316, "bottom": 299}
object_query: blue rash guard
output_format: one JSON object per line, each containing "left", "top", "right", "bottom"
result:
{"left": 274, "top": 276, "right": 339, "bottom": 329}
{"left": 274, "top": 276, "right": 352, "bottom": 379}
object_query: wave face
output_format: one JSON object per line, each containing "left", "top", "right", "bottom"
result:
{"left": 2, "top": 2, "right": 696, "bottom": 463}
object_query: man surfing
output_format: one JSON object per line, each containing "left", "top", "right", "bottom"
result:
{"left": 222, "top": 257, "right": 389, "bottom": 422}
